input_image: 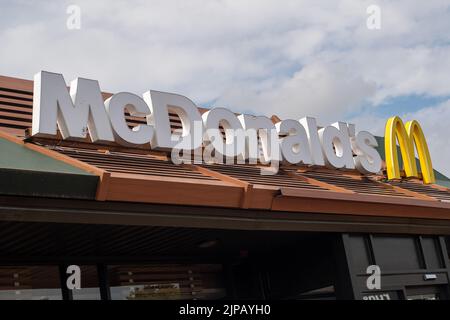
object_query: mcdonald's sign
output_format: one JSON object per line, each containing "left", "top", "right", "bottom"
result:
{"left": 384, "top": 116, "right": 435, "bottom": 184}
{"left": 29, "top": 71, "right": 439, "bottom": 185}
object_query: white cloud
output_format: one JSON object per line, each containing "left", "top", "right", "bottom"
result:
{"left": 216, "top": 62, "right": 376, "bottom": 122}
{"left": 0, "top": 0, "right": 449, "bottom": 174}
{"left": 2, "top": 1, "right": 450, "bottom": 106}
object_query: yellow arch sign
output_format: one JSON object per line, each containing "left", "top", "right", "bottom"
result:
{"left": 384, "top": 116, "right": 435, "bottom": 184}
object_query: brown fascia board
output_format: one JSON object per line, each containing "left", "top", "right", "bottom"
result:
{"left": 278, "top": 186, "right": 444, "bottom": 207}
{"left": 87, "top": 167, "right": 450, "bottom": 220}
{"left": 104, "top": 171, "right": 245, "bottom": 208}
{"left": 271, "top": 195, "right": 450, "bottom": 221}
{"left": 273, "top": 187, "right": 450, "bottom": 219}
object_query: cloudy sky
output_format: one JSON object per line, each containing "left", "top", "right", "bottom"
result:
{"left": 1, "top": 0, "right": 449, "bottom": 176}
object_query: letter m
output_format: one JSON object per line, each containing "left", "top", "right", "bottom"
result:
{"left": 32, "top": 71, "right": 114, "bottom": 142}
{"left": 384, "top": 116, "right": 435, "bottom": 184}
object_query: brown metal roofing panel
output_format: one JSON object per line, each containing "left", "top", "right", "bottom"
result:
{"left": 389, "top": 180, "right": 450, "bottom": 202}
{"left": 199, "top": 163, "right": 327, "bottom": 191}
{"left": 44, "top": 146, "right": 247, "bottom": 207}
{"left": 27, "top": 143, "right": 450, "bottom": 210}
{"left": 298, "top": 169, "right": 413, "bottom": 198}
{"left": 53, "top": 147, "right": 219, "bottom": 181}
{"left": 1, "top": 75, "right": 449, "bottom": 214}
{"left": 0, "top": 87, "right": 32, "bottom": 136}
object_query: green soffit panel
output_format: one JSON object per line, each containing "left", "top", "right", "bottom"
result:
{"left": 0, "top": 137, "right": 98, "bottom": 199}
{"left": 0, "top": 138, "right": 91, "bottom": 174}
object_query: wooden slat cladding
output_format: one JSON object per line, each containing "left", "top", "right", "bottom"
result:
{"left": 390, "top": 181, "right": 450, "bottom": 202}
{"left": 54, "top": 147, "right": 218, "bottom": 181}
{"left": 298, "top": 169, "right": 412, "bottom": 198}
{"left": 0, "top": 75, "right": 33, "bottom": 92}
{"left": 0, "top": 76, "right": 33, "bottom": 137}
{"left": 0, "top": 88, "right": 33, "bottom": 136}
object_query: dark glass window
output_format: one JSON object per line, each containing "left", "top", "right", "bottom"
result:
{"left": 406, "top": 285, "right": 447, "bottom": 300}
{"left": 108, "top": 264, "right": 226, "bottom": 300}
{"left": 71, "top": 265, "right": 101, "bottom": 300}
{"left": 0, "top": 266, "right": 62, "bottom": 300}
{"left": 348, "top": 235, "right": 371, "bottom": 273}
{"left": 421, "top": 237, "right": 444, "bottom": 269}
{"left": 372, "top": 236, "right": 422, "bottom": 271}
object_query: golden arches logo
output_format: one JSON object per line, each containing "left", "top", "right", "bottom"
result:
{"left": 384, "top": 116, "right": 435, "bottom": 184}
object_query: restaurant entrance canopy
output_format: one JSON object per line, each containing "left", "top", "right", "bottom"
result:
{"left": 0, "top": 72, "right": 449, "bottom": 231}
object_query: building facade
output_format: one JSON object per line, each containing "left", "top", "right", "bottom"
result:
{"left": 0, "top": 74, "right": 450, "bottom": 300}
